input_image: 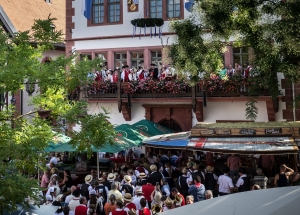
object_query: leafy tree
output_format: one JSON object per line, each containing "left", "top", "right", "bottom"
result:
{"left": 0, "top": 17, "right": 115, "bottom": 213}
{"left": 170, "top": 0, "right": 299, "bottom": 119}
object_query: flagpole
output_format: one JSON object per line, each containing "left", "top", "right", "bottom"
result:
{"left": 97, "top": 152, "right": 99, "bottom": 179}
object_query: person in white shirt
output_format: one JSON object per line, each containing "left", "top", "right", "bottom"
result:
{"left": 46, "top": 153, "right": 58, "bottom": 168}
{"left": 235, "top": 167, "right": 250, "bottom": 192}
{"left": 132, "top": 190, "right": 145, "bottom": 210}
{"left": 68, "top": 189, "right": 81, "bottom": 211}
{"left": 217, "top": 166, "right": 234, "bottom": 196}
{"left": 65, "top": 186, "right": 77, "bottom": 204}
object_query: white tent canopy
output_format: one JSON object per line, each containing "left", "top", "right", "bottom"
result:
{"left": 162, "top": 187, "right": 300, "bottom": 215}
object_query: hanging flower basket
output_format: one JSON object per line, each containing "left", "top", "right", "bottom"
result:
{"left": 131, "top": 18, "right": 164, "bottom": 38}
{"left": 131, "top": 18, "right": 164, "bottom": 27}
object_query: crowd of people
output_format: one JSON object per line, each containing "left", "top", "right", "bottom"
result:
{"left": 210, "top": 63, "right": 254, "bottom": 80}
{"left": 40, "top": 151, "right": 300, "bottom": 215}
{"left": 93, "top": 64, "right": 177, "bottom": 83}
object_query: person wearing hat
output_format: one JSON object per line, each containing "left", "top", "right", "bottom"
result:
{"left": 127, "top": 169, "right": 137, "bottom": 186}
{"left": 81, "top": 174, "right": 93, "bottom": 201}
{"left": 149, "top": 165, "right": 164, "bottom": 186}
{"left": 95, "top": 177, "right": 109, "bottom": 203}
{"left": 178, "top": 167, "right": 189, "bottom": 199}
{"left": 162, "top": 197, "right": 174, "bottom": 212}
{"left": 137, "top": 198, "right": 151, "bottom": 215}
{"left": 134, "top": 161, "right": 149, "bottom": 178}
{"left": 124, "top": 193, "right": 137, "bottom": 212}
{"left": 138, "top": 172, "right": 147, "bottom": 186}
{"left": 137, "top": 66, "right": 145, "bottom": 81}
{"left": 105, "top": 173, "right": 116, "bottom": 191}
{"left": 235, "top": 167, "right": 250, "bottom": 192}
{"left": 132, "top": 189, "right": 145, "bottom": 210}
{"left": 121, "top": 175, "right": 134, "bottom": 196}
{"left": 121, "top": 65, "right": 131, "bottom": 82}
{"left": 149, "top": 63, "right": 158, "bottom": 80}
{"left": 188, "top": 163, "right": 205, "bottom": 186}
{"left": 45, "top": 186, "right": 56, "bottom": 205}
{"left": 204, "top": 166, "right": 218, "bottom": 197}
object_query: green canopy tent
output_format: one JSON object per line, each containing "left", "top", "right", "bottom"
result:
{"left": 114, "top": 124, "right": 154, "bottom": 145}
{"left": 132, "top": 119, "right": 174, "bottom": 135}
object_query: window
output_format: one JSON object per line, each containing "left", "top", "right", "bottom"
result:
{"left": 233, "top": 47, "right": 249, "bottom": 67}
{"left": 146, "top": 0, "right": 183, "bottom": 20}
{"left": 90, "top": 0, "right": 122, "bottom": 26}
{"left": 167, "top": 0, "right": 181, "bottom": 18}
{"left": 131, "top": 52, "right": 144, "bottom": 68}
{"left": 151, "top": 51, "right": 162, "bottom": 67}
{"left": 92, "top": 0, "right": 104, "bottom": 24}
{"left": 149, "top": 0, "right": 162, "bottom": 18}
{"left": 96, "top": 53, "right": 107, "bottom": 67}
{"left": 108, "top": 0, "right": 121, "bottom": 22}
{"left": 80, "top": 54, "right": 92, "bottom": 61}
{"left": 114, "top": 53, "right": 127, "bottom": 69}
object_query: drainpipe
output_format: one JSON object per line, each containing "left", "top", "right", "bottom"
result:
{"left": 292, "top": 82, "right": 296, "bottom": 121}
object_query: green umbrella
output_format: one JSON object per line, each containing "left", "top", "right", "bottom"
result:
{"left": 132, "top": 119, "right": 174, "bottom": 135}
{"left": 45, "top": 135, "right": 138, "bottom": 153}
{"left": 114, "top": 124, "right": 154, "bottom": 145}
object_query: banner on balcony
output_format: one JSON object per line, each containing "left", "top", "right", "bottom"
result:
{"left": 185, "top": 0, "right": 194, "bottom": 12}
{"left": 81, "top": 0, "right": 93, "bottom": 20}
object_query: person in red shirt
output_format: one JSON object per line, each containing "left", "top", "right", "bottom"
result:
{"left": 109, "top": 200, "right": 126, "bottom": 215}
{"left": 111, "top": 69, "right": 119, "bottom": 83}
{"left": 74, "top": 197, "right": 88, "bottom": 215}
{"left": 137, "top": 198, "right": 151, "bottom": 215}
{"left": 170, "top": 188, "right": 185, "bottom": 206}
{"left": 124, "top": 193, "right": 136, "bottom": 212}
{"left": 141, "top": 177, "right": 155, "bottom": 209}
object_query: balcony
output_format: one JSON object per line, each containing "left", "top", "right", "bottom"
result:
{"left": 84, "top": 77, "right": 272, "bottom": 99}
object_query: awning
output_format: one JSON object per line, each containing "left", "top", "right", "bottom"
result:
{"left": 115, "top": 124, "right": 153, "bottom": 145}
{"left": 132, "top": 119, "right": 175, "bottom": 135}
{"left": 188, "top": 136, "right": 299, "bottom": 154}
{"left": 143, "top": 132, "right": 191, "bottom": 149}
{"left": 143, "top": 135, "right": 299, "bottom": 154}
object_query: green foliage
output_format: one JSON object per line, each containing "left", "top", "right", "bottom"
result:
{"left": 131, "top": 18, "right": 164, "bottom": 27}
{"left": 171, "top": 0, "right": 299, "bottom": 120}
{"left": 70, "top": 108, "right": 116, "bottom": 157}
{"left": 0, "top": 17, "right": 114, "bottom": 213}
{"left": 245, "top": 97, "right": 258, "bottom": 121}
{"left": 169, "top": 18, "right": 224, "bottom": 83}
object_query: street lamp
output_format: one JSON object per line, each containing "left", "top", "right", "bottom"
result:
{"left": 10, "top": 96, "right": 16, "bottom": 105}
{"left": 25, "top": 80, "right": 35, "bottom": 96}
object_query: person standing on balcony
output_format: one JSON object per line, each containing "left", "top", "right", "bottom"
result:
{"left": 129, "top": 68, "right": 138, "bottom": 81}
{"left": 111, "top": 69, "right": 119, "bottom": 83}
{"left": 137, "top": 66, "right": 145, "bottom": 81}
{"left": 121, "top": 65, "right": 130, "bottom": 82}
{"left": 227, "top": 64, "right": 235, "bottom": 79}
{"left": 149, "top": 64, "right": 158, "bottom": 80}
{"left": 219, "top": 65, "right": 227, "bottom": 80}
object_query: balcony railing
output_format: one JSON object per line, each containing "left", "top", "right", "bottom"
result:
{"left": 85, "top": 77, "right": 273, "bottom": 99}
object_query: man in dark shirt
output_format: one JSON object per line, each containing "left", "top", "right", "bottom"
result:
{"left": 149, "top": 63, "right": 159, "bottom": 80}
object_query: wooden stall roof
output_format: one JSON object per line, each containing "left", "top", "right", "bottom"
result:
{"left": 191, "top": 122, "right": 300, "bottom": 139}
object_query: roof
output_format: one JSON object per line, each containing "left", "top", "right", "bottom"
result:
{"left": 0, "top": 0, "right": 65, "bottom": 35}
